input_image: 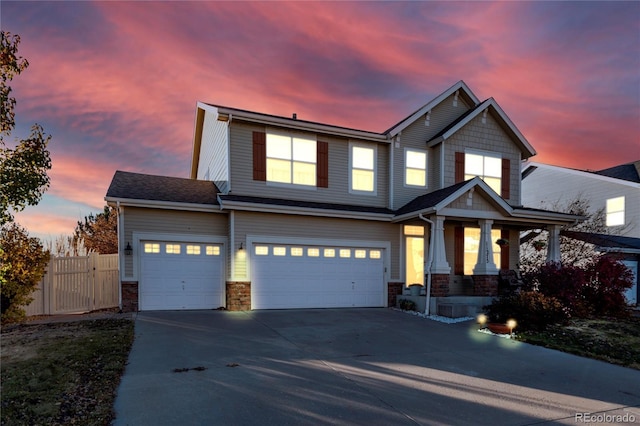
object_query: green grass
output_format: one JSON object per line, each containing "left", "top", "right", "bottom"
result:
{"left": 517, "top": 315, "right": 640, "bottom": 370}
{"left": 1, "top": 319, "right": 134, "bottom": 425}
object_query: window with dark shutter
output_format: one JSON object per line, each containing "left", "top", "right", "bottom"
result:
{"left": 253, "top": 131, "right": 266, "bottom": 181}
{"left": 317, "top": 141, "right": 328, "bottom": 188}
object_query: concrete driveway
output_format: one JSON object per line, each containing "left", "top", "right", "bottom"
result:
{"left": 113, "top": 309, "right": 640, "bottom": 425}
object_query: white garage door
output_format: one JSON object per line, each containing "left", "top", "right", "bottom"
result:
{"left": 251, "top": 243, "right": 385, "bottom": 309}
{"left": 140, "top": 241, "right": 224, "bottom": 310}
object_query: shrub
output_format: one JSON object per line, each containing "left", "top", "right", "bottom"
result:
{"left": 526, "top": 259, "right": 633, "bottom": 319}
{"left": 584, "top": 256, "right": 633, "bottom": 317}
{"left": 398, "top": 298, "right": 416, "bottom": 311}
{"left": 484, "top": 291, "right": 569, "bottom": 332}
{"left": 1, "top": 223, "right": 49, "bottom": 324}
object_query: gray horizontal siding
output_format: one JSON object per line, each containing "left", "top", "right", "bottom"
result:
{"left": 122, "top": 207, "right": 228, "bottom": 277}
{"left": 198, "top": 110, "right": 229, "bottom": 193}
{"left": 229, "top": 122, "right": 389, "bottom": 208}
{"left": 232, "top": 211, "right": 400, "bottom": 280}
{"left": 393, "top": 95, "right": 471, "bottom": 209}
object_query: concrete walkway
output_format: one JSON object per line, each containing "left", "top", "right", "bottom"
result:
{"left": 113, "top": 309, "right": 640, "bottom": 425}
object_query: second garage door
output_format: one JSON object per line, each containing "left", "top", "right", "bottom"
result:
{"left": 251, "top": 243, "right": 385, "bottom": 309}
{"left": 139, "top": 241, "right": 225, "bottom": 310}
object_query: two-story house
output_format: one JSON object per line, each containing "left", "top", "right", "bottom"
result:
{"left": 105, "top": 81, "right": 580, "bottom": 314}
{"left": 522, "top": 161, "right": 640, "bottom": 304}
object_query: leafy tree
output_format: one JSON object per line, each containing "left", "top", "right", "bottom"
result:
{"left": 74, "top": 206, "right": 118, "bottom": 254}
{"left": 1, "top": 223, "right": 50, "bottom": 324}
{"left": 1, "top": 31, "right": 52, "bottom": 225}
{"left": 0, "top": 32, "right": 52, "bottom": 323}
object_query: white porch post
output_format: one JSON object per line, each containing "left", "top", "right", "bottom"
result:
{"left": 546, "top": 225, "right": 561, "bottom": 263}
{"left": 473, "top": 219, "right": 498, "bottom": 275}
{"left": 430, "top": 215, "right": 451, "bottom": 274}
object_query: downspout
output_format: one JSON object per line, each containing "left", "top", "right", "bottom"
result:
{"left": 419, "top": 213, "right": 435, "bottom": 316}
{"left": 230, "top": 210, "right": 235, "bottom": 281}
{"left": 116, "top": 201, "right": 123, "bottom": 311}
{"left": 388, "top": 136, "right": 394, "bottom": 210}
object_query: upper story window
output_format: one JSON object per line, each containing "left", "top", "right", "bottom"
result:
{"left": 405, "top": 149, "right": 427, "bottom": 187}
{"left": 606, "top": 196, "right": 625, "bottom": 226}
{"left": 465, "top": 151, "right": 501, "bottom": 194}
{"left": 266, "top": 132, "right": 317, "bottom": 186}
{"left": 350, "top": 143, "right": 376, "bottom": 194}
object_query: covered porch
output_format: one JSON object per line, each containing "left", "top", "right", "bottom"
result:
{"left": 392, "top": 178, "right": 582, "bottom": 317}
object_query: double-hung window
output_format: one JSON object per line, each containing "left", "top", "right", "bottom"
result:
{"left": 465, "top": 151, "right": 501, "bottom": 194}
{"left": 350, "top": 143, "right": 376, "bottom": 193}
{"left": 405, "top": 149, "right": 427, "bottom": 187}
{"left": 266, "top": 132, "right": 316, "bottom": 186}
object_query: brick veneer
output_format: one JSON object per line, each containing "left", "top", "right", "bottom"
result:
{"left": 121, "top": 281, "right": 139, "bottom": 312}
{"left": 387, "top": 282, "right": 404, "bottom": 307}
{"left": 430, "top": 274, "right": 450, "bottom": 297}
{"left": 473, "top": 275, "right": 499, "bottom": 296}
{"left": 226, "top": 281, "right": 251, "bottom": 311}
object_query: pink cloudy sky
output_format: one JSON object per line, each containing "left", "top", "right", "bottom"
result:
{"left": 3, "top": 1, "right": 639, "bottom": 242}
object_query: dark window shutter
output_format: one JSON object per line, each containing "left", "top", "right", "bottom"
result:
{"left": 500, "top": 229, "right": 510, "bottom": 270}
{"left": 317, "top": 141, "right": 328, "bottom": 188}
{"left": 253, "top": 131, "right": 266, "bottom": 181}
{"left": 455, "top": 152, "right": 465, "bottom": 183}
{"left": 454, "top": 226, "right": 464, "bottom": 275}
{"left": 501, "top": 158, "right": 511, "bottom": 199}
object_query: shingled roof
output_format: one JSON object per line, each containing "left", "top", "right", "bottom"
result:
{"left": 593, "top": 161, "right": 640, "bottom": 183}
{"left": 106, "top": 171, "right": 219, "bottom": 205}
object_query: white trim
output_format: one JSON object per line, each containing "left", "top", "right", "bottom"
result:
{"left": 245, "top": 234, "right": 391, "bottom": 284}
{"left": 204, "top": 102, "right": 388, "bottom": 143}
{"left": 349, "top": 142, "right": 378, "bottom": 196}
{"left": 524, "top": 162, "right": 640, "bottom": 188}
{"left": 105, "top": 197, "right": 223, "bottom": 213}
{"left": 128, "top": 232, "right": 227, "bottom": 282}
{"left": 404, "top": 148, "right": 428, "bottom": 189}
{"left": 218, "top": 198, "right": 393, "bottom": 221}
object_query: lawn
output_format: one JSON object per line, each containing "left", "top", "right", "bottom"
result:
{"left": 1, "top": 318, "right": 134, "bottom": 426}
{"left": 516, "top": 315, "right": 640, "bottom": 370}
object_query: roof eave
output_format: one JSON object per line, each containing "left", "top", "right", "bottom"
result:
{"left": 213, "top": 106, "right": 389, "bottom": 143}
{"left": 105, "top": 196, "right": 222, "bottom": 213}
{"left": 218, "top": 198, "right": 394, "bottom": 221}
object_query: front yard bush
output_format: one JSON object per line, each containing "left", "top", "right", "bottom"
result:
{"left": 525, "top": 258, "right": 633, "bottom": 319}
{"left": 484, "top": 291, "right": 569, "bottom": 332}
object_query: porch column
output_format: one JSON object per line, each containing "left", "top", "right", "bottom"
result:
{"left": 430, "top": 215, "right": 451, "bottom": 274}
{"left": 546, "top": 225, "right": 561, "bottom": 263}
{"left": 473, "top": 219, "right": 498, "bottom": 275}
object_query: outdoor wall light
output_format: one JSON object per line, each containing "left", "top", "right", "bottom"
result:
{"left": 238, "top": 242, "right": 244, "bottom": 252}
{"left": 124, "top": 242, "right": 133, "bottom": 256}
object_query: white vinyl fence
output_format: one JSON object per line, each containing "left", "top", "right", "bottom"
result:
{"left": 23, "top": 253, "right": 119, "bottom": 316}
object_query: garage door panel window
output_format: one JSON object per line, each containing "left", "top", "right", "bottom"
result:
{"left": 340, "top": 249, "right": 351, "bottom": 258}
{"left": 274, "top": 246, "right": 287, "bottom": 256}
{"left": 324, "top": 248, "right": 336, "bottom": 258}
{"left": 206, "top": 246, "right": 220, "bottom": 256}
{"left": 370, "top": 250, "right": 381, "bottom": 259}
{"left": 186, "top": 245, "right": 201, "bottom": 255}
{"left": 308, "top": 248, "right": 320, "bottom": 257}
{"left": 255, "top": 245, "right": 269, "bottom": 255}
{"left": 291, "top": 247, "right": 303, "bottom": 256}
{"left": 166, "top": 244, "right": 181, "bottom": 254}
{"left": 144, "top": 243, "right": 160, "bottom": 253}
{"left": 355, "top": 249, "right": 367, "bottom": 258}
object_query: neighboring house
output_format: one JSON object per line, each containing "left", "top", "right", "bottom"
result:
{"left": 522, "top": 161, "right": 640, "bottom": 305}
{"left": 105, "top": 81, "right": 580, "bottom": 314}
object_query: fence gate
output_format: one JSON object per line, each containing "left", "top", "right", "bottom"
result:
{"left": 24, "top": 253, "right": 119, "bottom": 316}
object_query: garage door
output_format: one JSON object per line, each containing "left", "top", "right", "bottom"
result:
{"left": 251, "top": 243, "right": 385, "bottom": 309}
{"left": 140, "top": 241, "right": 224, "bottom": 310}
